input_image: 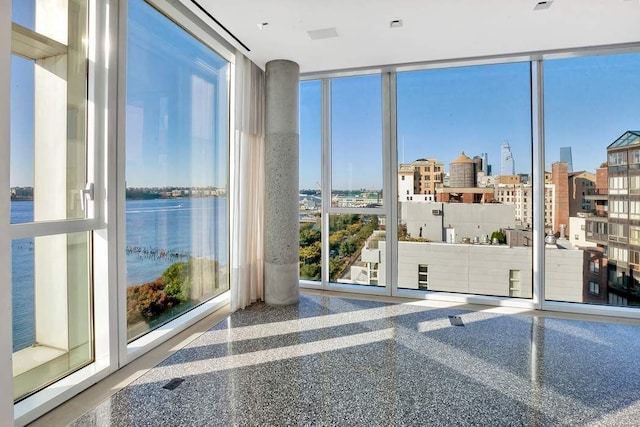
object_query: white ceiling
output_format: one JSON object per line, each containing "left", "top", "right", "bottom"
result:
{"left": 181, "top": 0, "right": 640, "bottom": 74}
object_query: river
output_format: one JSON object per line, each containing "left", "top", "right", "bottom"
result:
{"left": 11, "top": 197, "right": 227, "bottom": 351}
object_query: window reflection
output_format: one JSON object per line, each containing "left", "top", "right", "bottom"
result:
{"left": 125, "top": 0, "right": 229, "bottom": 340}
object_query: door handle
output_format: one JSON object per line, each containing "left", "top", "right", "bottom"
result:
{"left": 81, "top": 183, "right": 94, "bottom": 211}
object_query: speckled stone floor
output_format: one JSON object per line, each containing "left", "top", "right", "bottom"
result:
{"left": 71, "top": 295, "right": 640, "bottom": 426}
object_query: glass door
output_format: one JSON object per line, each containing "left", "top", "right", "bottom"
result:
{"left": 10, "top": 0, "right": 95, "bottom": 400}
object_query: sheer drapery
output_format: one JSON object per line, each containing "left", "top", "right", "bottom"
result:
{"left": 230, "top": 55, "right": 265, "bottom": 310}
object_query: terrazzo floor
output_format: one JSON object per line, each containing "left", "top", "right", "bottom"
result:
{"left": 70, "top": 294, "right": 640, "bottom": 426}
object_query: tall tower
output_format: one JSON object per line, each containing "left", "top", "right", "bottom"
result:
{"left": 560, "top": 147, "right": 573, "bottom": 172}
{"left": 552, "top": 162, "right": 569, "bottom": 236}
{"left": 500, "top": 142, "right": 515, "bottom": 176}
{"left": 481, "top": 152, "right": 489, "bottom": 175}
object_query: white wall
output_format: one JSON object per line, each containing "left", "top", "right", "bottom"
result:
{"left": 400, "top": 202, "right": 515, "bottom": 243}
{"left": 398, "top": 174, "right": 414, "bottom": 202}
{"left": 379, "top": 241, "right": 584, "bottom": 302}
{"left": 544, "top": 247, "right": 585, "bottom": 303}
{"left": 569, "top": 217, "right": 597, "bottom": 248}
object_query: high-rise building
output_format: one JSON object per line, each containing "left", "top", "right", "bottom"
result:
{"left": 472, "top": 155, "right": 484, "bottom": 175}
{"left": 500, "top": 142, "right": 515, "bottom": 176}
{"left": 593, "top": 131, "right": 640, "bottom": 306}
{"left": 568, "top": 171, "right": 596, "bottom": 215}
{"left": 552, "top": 162, "right": 569, "bottom": 236}
{"left": 494, "top": 167, "right": 567, "bottom": 230}
{"left": 560, "top": 147, "right": 574, "bottom": 172}
{"left": 481, "top": 152, "right": 489, "bottom": 175}
{"left": 410, "top": 158, "right": 444, "bottom": 195}
{"left": 397, "top": 158, "right": 444, "bottom": 202}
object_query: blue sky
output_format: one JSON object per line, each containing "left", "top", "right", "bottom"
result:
{"left": 300, "top": 54, "right": 640, "bottom": 190}
{"left": 10, "top": 0, "right": 229, "bottom": 189}
{"left": 10, "top": 1, "right": 34, "bottom": 187}
{"left": 125, "top": 0, "right": 228, "bottom": 188}
{"left": 9, "top": 1, "right": 640, "bottom": 190}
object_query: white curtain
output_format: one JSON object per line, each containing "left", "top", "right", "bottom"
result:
{"left": 230, "top": 55, "right": 265, "bottom": 311}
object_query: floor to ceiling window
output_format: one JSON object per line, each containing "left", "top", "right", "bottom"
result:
{"left": 299, "top": 80, "right": 321, "bottom": 282}
{"left": 125, "top": 0, "right": 230, "bottom": 340}
{"left": 300, "top": 54, "right": 640, "bottom": 312}
{"left": 6, "top": 0, "right": 232, "bottom": 420}
{"left": 10, "top": 0, "right": 94, "bottom": 400}
{"left": 544, "top": 53, "right": 640, "bottom": 308}
{"left": 328, "top": 75, "right": 386, "bottom": 288}
{"left": 4, "top": 0, "right": 639, "bottom": 420}
{"left": 395, "top": 63, "right": 533, "bottom": 298}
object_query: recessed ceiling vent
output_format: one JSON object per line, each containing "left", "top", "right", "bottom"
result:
{"left": 534, "top": 1, "right": 553, "bottom": 10}
{"left": 307, "top": 27, "right": 339, "bottom": 40}
{"left": 390, "top": 19, "right": 403, "bottom": 28}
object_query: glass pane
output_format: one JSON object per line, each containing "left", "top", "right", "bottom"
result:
{"left": 544, "top": 53, "right": 640, "bottom": 307}
{"left": 126, "top": 0, "right": 230, "bottom": 340}
{"left": 396, "top": 63, "right": 533, "bottom": 297}
{"left": 329, "top": 214, "right": 385, "bottom": 286}
{"left": 299, "top": 80, "right": 322, "bottom": 282}
{"left": 10, "top": 55, "right": 34, "bottom": 223}
{"left": 12, "top": 232, "right": 92, "bottom": 400}
{"left": 12, "top": 0, "right": 34, "bottom": 30}
{"left": 12, "top": 238, "right": 35, "bottom": 353}
{"left": 12, "top": 0, "right": 71, "bottom": 45}
{"left": 331, "top": 75, "right": 383, "bottom": 207}
{"left": 10, "top": 0, "right": 89, "bottom": 223}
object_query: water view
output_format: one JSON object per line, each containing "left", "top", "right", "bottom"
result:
{"left": 11, "top": 197, "right": 228, "bottom": 351}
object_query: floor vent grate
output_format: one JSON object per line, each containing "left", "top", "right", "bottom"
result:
{"left": 163, "top": 378, "right": 185, "bottom": 390}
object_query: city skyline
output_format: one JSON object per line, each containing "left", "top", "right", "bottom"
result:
{"left": 300, "top": 54, "right": 640, "bottom": 190}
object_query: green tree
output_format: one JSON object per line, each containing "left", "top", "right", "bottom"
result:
{"left": 299, "top": 224, "right": 321, "bottom": 247}
{"left": 339, "top": 239, "right": 356, "bottom": 257}
{"left": 329, "top": 257, "right": 343, "bottom": 281}
{"left": 162, "top": 261, "right": 191, "bottom": 302}
{"left": 329, "top": 230, "right": 348, "bottom": 250}
{"left": 300, "top": 263, "right": 320, "bottom": 280}
{"left": 490, "top": 230, "right": 506, "bottom": 244}
{"left": 127, "top": 278, "right": 180, "bottom": 322}
{"left": 300, "top": 240, "right": 321, "bottom": 263}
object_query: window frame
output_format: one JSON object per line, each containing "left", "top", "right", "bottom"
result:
{"left": 9, "top": 0, "right": 236, "bottom": 423}
{"left": 301, "top": 49, "right": 640, "bottom": 316}
{"left": 117, "top": 0, "right": 234, "bottom": 366}
{"left": 317, "top": 74, "right": 390, "bottom": 296}
{"left": 418, "top": 264, "right": 429, "bottom": 289}
{"left": 8, "top": 0, "right": 101, "bottom": 406}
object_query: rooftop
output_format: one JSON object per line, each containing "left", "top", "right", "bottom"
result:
{"left": 451, "top": 152, "right": 474, "bottom": 164}
{"left": 607, "top": 131, "right": 640, "bottom": 149}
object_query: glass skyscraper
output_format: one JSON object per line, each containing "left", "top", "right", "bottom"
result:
{"left": 500, "top": 142, "right": 515, "bottom": 176}
{"left": 560, "top": 146, "right": 574, "bottom": 172}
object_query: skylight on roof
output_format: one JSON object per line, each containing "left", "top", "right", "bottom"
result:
{"left": 608, "top": 131, "right": 640, "bottom": 149}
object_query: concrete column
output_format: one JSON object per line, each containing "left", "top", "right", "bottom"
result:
{"left": 264, "top": 60, "right": 300, "bottom": 305}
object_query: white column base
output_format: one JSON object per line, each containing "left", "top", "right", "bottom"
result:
{"left": 264, "top": 262, "right": 299, "bottom": 305}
